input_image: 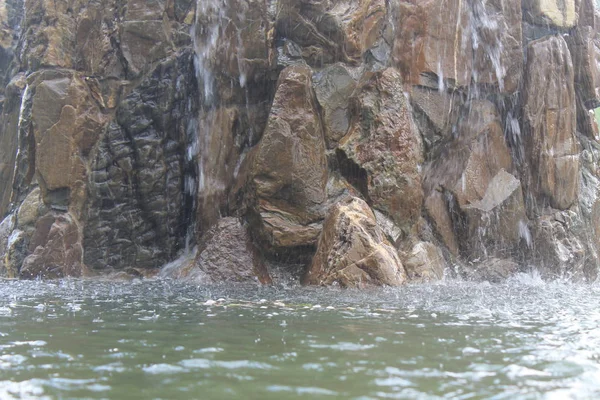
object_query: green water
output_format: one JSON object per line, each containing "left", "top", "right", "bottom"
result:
{"left": 1, "top": 275, "right": 600, "bottom": 399}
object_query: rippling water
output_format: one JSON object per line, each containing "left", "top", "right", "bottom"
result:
{"left": 1, "top": 274, "right": 600, "bottom": 399}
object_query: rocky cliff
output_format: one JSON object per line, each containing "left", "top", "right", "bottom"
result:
{"left": 0, "top": 0, "right": 599, "bottom": 285}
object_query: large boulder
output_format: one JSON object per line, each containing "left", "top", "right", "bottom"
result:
{"left": 313, "top": 63, "right": 358, "bottom": 149}
{"left": 392, "top": 0, "right": 471, "bottom": 88}
{"left": 247, "top": 65, "right": 328, "bottom": 254}
{"left": 523, "top": 35, "right": 579, "bottom": 210}
{"left": 20, "top": 212, "right": 87, "bottom": 279}
{"left": 338, "top": 67, "right": 423, "bottom": 232}
{"left": 402, "top": 241, "right": 445, "bottom": 283}
{"left": 172, "top": 218, "right": 271, "bottom": 283}
{"left": 304, "top": 197, "right": 406, "bottom": 287}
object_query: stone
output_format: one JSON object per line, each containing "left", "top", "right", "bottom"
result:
{"left": 192, "top": 218, "right": 271, "bottom": 283}
{"left": 532, "top": 211, "right": 588, "bottom": 280}
{"left": 409, "top": 86, "right": 462, "bottom": 149}
{"left": 522, "top": 0, "right": 577, "bottom": 28}
{"left": 471, "top": 0, "right": 523, "bottom": 93}
{"left": 312, "top": 64, "right": 358, "bottom": 148}
{"left": 338, "top": 67, "right": 423, "bottom": 232}
{"left": 304, "top": 197, "right": 407, "bottom": 287}
{"left": 0, "top": 213, "right": 15, "bottom": 277}
{"left": 464, "top": 258, "right": 520, "bottom": 282}
{"left": 84, "top": 52, "right": 198, "bottom": 271}
{"left": 523, "top": 35, "right": 579, "bottom": 210}
{"left": 423, "top": 100, "right": 513, "bottom": 254}
{"left": 29, "top": 72, "right": 108, "bottom": 210}
{"left": 247, "top": 65, "right": 328, "bottom": 254}
{"left": 461, "top": 170, "right": 529, "bottom": 258}
{"left": 392, "top": 0, "right": 472, "bottom": 87}
{"left": 17, "top": 188, "right": 44, "bottom": 229}
{"left": 20, "top": 212, "right": 86, "bottom": 279}
{"left": 275, "top": 0, "right": 386, "bottom": 67}
{"left": 120, "top": 21, "right": 171, "bottom": 77}
{"left": 424, "top": 191, "right": 460, "bottom": 256}
{"left": 403, "top": 241, "right": 445, "bottom": 283}
{"left": 195, "top": 0, "right": 270, "bottom": 97}
{"left": 567, "top": 25, "right": 600, "bottom": 107}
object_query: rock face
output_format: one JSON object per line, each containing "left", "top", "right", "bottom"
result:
{"left": 304, "top": 197, "right": 406, "bottom": 287}
{"left": 523, "top": 35, "right": 579, "bottom": 211}
{"left": 392, "top": 0, "right": 472, "bottom": 87}
{"left": 338, "top": 68, "right": 423, "bottom": 232}
{"left": 247, "top": 65, "right": 328, "bottom": 255}
{"left": 0, "top": 0, "right": 600, "bottom": 284}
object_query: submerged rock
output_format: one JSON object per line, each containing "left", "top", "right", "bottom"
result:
{"left": 304, "top": 197, "right": 406, "bottom": 287}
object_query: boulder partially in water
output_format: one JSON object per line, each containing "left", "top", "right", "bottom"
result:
{"left": 338, "top": 67, "right": 423, "bottom": 233}
{"left": 304, "top": 197, "right": 406, "bottom": 287}
{"left": 247, "top": 65, "right": 328, "bottom": 256}
{"left": 20, "top": 212, "right": 87, "bottom": 279}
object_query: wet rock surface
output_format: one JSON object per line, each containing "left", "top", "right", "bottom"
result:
{"left": 0, "top": 0, "right": 599, "bottom": 284}
{"left": 304, "top": 197, "right": 406, "bottom": 287}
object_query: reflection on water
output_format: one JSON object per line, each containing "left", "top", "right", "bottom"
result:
{"left": 0, "top": 274, "right": 600, "bottom": 399}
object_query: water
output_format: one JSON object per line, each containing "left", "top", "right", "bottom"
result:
{"left": 1, "top": 276, "right": 600, "bottom": 399}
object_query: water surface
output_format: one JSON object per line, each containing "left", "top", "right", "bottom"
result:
{"left": 1, "top": 274, "right": 599, "bottom": 399}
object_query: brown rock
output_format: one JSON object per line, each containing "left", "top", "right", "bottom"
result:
{"left": 304, "top": 197, "right": 406, "bottom": 287}
{"left": 461, "top": 170, "right": 529, "bottom": 258}
{"left": 330, "top": 0, "right": 387, "bottom": 61}
{"left": 195, "top": 0, "right": 269, "bottom": 92}
{"left": 29, "top": 72, "right": 107, "bottom": 211}
{"left": 409, "top": 85, "right": 462, "bottom": 148}
{"left": 424, "top": 191, "right": 459, "bottom": 256}
{"left": 339, "top": 67, "right": 423, "bottom": 231}
{"left": 523, "top": 35, "right": 579, "bottom": 210}
{"left": 20, "top": 212, "right": 86, "bottom": 279}
{"left": 403, "top": 241, "right": 445, "bottom": 283}
{"left": 120, "top": 21, "right": 171, "bottom": 76}
{"left": 471, "top": 0, "right": 523, "bottom": 93}
{"left": 0, "top": 213, "right": 15, "bottom": 277}
{"left": 248, "top": 65, "right": 328, "bottom": 253}
{"left": 423, "top": 100, "right": 513, "bottom": 255}
{"left": 193, "top": 218, "right": 271, "bottom": 283}
{"left": 392, "top": 0, "right": 472, "bottom": 87}
{"left": 522, "top": 0, "right": 577, "bottom": 28}
{"left": 532, "top": 211, "right": 587, "bottom": 280}
{"left": 313, "top": 63, "right": 358, "bottom": 148}
{"left": 567, "top": 19, "right": 600, "bottom": 106}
